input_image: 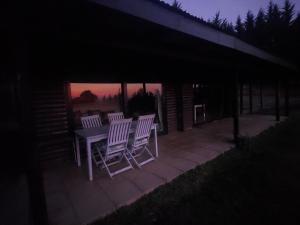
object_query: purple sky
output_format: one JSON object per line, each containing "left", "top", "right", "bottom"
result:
{"left": 162, "top": 0, "right": 300, "bottom": 23}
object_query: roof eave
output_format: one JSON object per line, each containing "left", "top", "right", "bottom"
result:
{"left": 90, "top": 0, "right": 297, "bottom": 72}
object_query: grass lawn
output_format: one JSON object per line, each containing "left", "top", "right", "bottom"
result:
{"left": 91, "top": 114, "right": 300, "bottom": 225}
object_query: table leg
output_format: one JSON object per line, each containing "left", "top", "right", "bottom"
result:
{"left": 86, "top": 140, "right": 93, "bottom": 181}
{"left": 154, "top": 125, "right": 159, "bottom": 157}
{"left": 75, "top": 135, "right": 81, "bottom": 167}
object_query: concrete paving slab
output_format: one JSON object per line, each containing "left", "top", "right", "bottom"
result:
{"left": 65, "top": 181, "right": 115, "bottom": 225}
{"left": 95, "top": 175, "right": 143, "bottom": 208}
{"left": 123, "top": 168, "right": 165, "bottom": 194}
{"left": 143, "top": 160, "right": 182, "bottom": 182}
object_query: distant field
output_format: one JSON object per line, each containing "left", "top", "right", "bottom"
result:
{"left": 72, "top": 100, "right": 121, "bottom": 113}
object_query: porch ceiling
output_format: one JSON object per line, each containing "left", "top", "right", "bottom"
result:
{"left": 32, "top": 0, "right": 298, "bottom": 82}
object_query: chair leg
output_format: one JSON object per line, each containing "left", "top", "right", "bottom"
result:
{"left": 124, "top": 153, "right": 134, "bottom": 169}
{"left": 127, "top": 151, "right": 141, "bottom": 168}
{"left": 129, "top": 146, "right": 155, "bottom": 168}
{"left": 99, "top": 154, "right": 114, "bottom": 178}
{"left": 72, "top": 138, "right": 77, "bottom": 163}
{"left": 145, "top": 146, "right": 155, "bottom": 159}
{"left": 100, "top": 152, "right": 133, "bottom": 178}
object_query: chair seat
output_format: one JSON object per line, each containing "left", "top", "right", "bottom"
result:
{"left": 127, "top": 114, "right": 155, "bottom": 168}
{"left": 128, "top": 138, "right": 148, "bottom": 149}
{"left": 93, "top": 118, "right": 133, "bottom": 178}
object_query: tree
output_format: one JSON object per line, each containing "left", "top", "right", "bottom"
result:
{"left": 281, "top": 0, "right": 295, "bottom": 26}
{"left": 172, "top": 0, "right": 182, "bottom": 10}
{"left": 279, "top": 0, "right": 296, "bottom": 58}
{"left": 235, "top": 15, "right": 245, "bottom": 37}
{"left": 220, "top": 19, "right": 234, "bottom": 33}
{"left": 212, "top": 11, "right": 222, "bottom": 28}
{"left": 72, "top": 90, "right": 98, "bottom": 104}
{"left": 102, "top": 95, "right": 106, "bottom": 102}
{"left": 244, "top": 11, "right": 255, "bottom": 42}
{"left": 266, "top": 2, "right": 282, "bottom": 50}
{"left": 254, "top": 8, "right": 267, "bottom": 47}
{"left": 255, "top": 8, "right": 266, "bottom": 30}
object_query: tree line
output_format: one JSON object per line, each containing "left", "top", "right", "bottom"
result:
{"left": 171, "top": 0, "right": 300, "bottom": 63}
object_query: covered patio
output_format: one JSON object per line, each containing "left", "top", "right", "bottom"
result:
{"left": 3, "top": 0, "right": 299, "bottom": 224}
{"left": 44, "top": 114, "right": 284, "bottom": 225}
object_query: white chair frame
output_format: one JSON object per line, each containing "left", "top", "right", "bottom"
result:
{"left": 128, "top": 114, "right": 155, "bottom": 168}
{"left": 107, "top": 112, "right": 124, "bottom": 123}
{"left": 81, "top": 114, "right": 102, "bottom": 128}
{"left": 80, "top": 114, "right": 103, "bottom": 166}
{"left": 95, "top": 118, "right": 133, "bottom": 178}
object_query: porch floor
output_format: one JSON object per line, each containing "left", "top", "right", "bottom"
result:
{"left": 44, "top": 114, "right": 285, "bottom": 225}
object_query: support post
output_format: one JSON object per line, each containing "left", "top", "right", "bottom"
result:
{"left": 275, "top": 79, "right": 280, "bottom": 122}
{"left": 239, "top": 82, "right": 243, "bottom": 114}
{"left": 175, "top": 83, "right": 184, "bottom": 131}
{"left": 143, "top": 83, "right": 146, "bottom": 94}
{"left": 249, "top": 80, "right": 253, "bottom": 114}
{"left": 233, "top": 73, "right": 240, "bottom": 147}
{"left": 285, "top": 80, "right": 290, "bottom": 117}
{"left": 259, "top": 80, "right": 263, "bottom": 110}
{"left": 121, "top": 83, "right": 128, "bottom": 114}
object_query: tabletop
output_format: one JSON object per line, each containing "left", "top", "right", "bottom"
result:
{"left": 74, "top": 121, "right": 157, "bottom": 139}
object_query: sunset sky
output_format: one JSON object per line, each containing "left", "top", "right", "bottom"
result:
{"left": 71, "top": 83, "right": 121, "bottom": 98}
{"left": 162, "top": 0, "right": 300, "bottom": 23}
{"left": 71, "top": 83, "right": 161, "bottom": 99}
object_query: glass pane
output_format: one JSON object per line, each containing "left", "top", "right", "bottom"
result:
{"left": 71, "top": 83, "right": 122, "bottom": 126}
{"left": 146, "top": 84, "right": 163, "bottom": 131}
{"left": 146, "top": 83, "right": 162, "bottom": 95}
{"left": 127, "top": 83, "right": 143, "bottom": 98}
{"left": 127, "top": 83, "right": 145, "bottom": 118}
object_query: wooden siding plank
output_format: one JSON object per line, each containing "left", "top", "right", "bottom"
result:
{"left": 33, "top": 81, "right": 73, "bottom": 161}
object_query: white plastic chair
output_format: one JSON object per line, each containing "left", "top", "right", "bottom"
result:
{"left": 94, "top": 118, "right": 133, "bottom": 178}
{"left": 79, "top": 114, "right": 103, "bottom": 166}
{"left": 107, "top": 112, "right": 124, "bottom": 123}
{"left": 81, "top": 114, "right": 102, "bottom": 128}
{"left": 127, "top": 114, "right": 155, "bottom": 168}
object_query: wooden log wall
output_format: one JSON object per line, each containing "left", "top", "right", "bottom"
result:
{"left": 164, "top": 84, "right": 178, "bottom": 133}
{"left": 32, "top": 82, "right": 73, "bottom": 161}
{"left": 182, "top": 84, "right": 193, "bottom": 130}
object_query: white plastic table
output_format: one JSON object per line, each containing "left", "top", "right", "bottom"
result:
{"left": 74, "top": 122, "right": 159, "bottom": 181}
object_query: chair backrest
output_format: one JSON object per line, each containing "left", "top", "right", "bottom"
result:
{"left": 81, "top": 114, "right": 102, "bottom": 128}
{"left": 132, "top": 114, "right": 155, "bottom": 147}
{"left": 107, "top": 112, "right": 124, "bottom": 123}
{"left": 106, "top": 118, "right": 132, "bottom": 156}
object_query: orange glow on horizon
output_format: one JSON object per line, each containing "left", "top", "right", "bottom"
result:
{"left": 71, "top": 83, "right": 121, "bottom": 98}
{"left": 70, "top": 83, "right": 162, "bottom": 99}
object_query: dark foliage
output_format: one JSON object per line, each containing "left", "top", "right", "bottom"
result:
{"left": 171, "top": 0, "right": 182, "bottom": 10}
{"left": 211, "top": 11, "right": 235, "bottom": 34}
{"left": 237, "top": 0, "right": 298, "bottom": 62}
{"left": 244, "top": 11, "right": 255, "bottom": 43}
{"left": 235, "top": 15, "right": 244, "bottom": 37}
{"left": 208, "top": 0, "right": 299, "bottom": 64}
{"left": 127, "top": 89, "right": 156, "bottom": 119}
{"left": 72, "top": 90, "right": 98, "bottom": 104}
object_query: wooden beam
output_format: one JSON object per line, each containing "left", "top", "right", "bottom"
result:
{"left": 249, "top": 80, "right": 253, "bottom": 114}
{"left": 175, "top": 83, "right": 184, "bottom": 131}
{"left": 275, "top": 79, "right": 280, "bottom": 122}
{"left": 121, "top": 83, "right": 128, "bottom": 114}
{"left": 233, "top": 73, "right": 240, "bottom": 147}
{"left": 143, "top": 83, "right": 146, "bottom": 94}
{"left": 285, "top": 80, "right": 290, "bottom": 117}
{"left": 239, "top": 82, "right": 243, "bottom": 114}
{"left": 259, "top": 80, "right": 263, "bottom": 110}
